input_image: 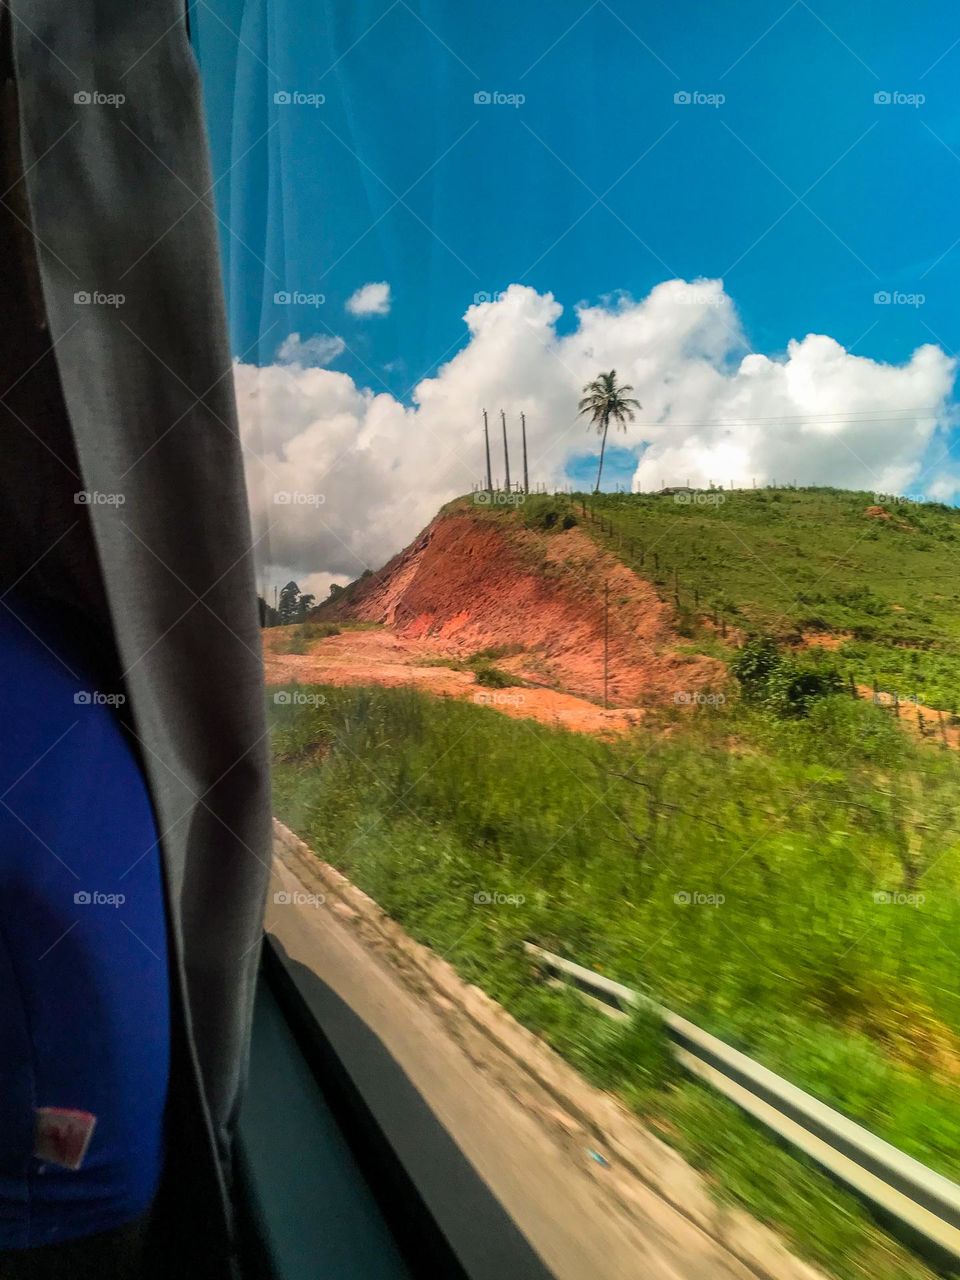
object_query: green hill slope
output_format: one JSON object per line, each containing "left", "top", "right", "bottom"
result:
{"left": 492, "top": 486, "right": 960, "bottom": 714}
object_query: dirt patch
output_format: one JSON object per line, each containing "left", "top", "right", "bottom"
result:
{"left": 264, "top": 627, "right": 646, "bottom": 736}
{"left": 314, "top": 512, "right": 724, "bottom": 708}
{"left": 865, "top": 505, "right": 912, "bottom": 531}
{"left": 856, "top": 684, "right": 958, "bottom": 749}
{"left": 799, "top": 631, "right": 851, "bottom": 651}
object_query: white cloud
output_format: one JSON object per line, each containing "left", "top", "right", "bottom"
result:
{"left": 236, "top": 280, "right": 956, "bottom": 586}
{"left": 346, "top": 281, "right": 392, "bottom": 317}
{"left": 276, "top": 332, "right": 346, "bottom": 368}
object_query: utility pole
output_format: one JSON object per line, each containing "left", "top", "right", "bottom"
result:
{"left": 603, "top": 580, "right": 609, "bottom": 710}
{"left": 501, "top": 409, "right": 511, "bottom": 494}
{"left": 482, "top": 409, "right": 493, "bottom": 492}
{"left": 520, "top": 411, "right": 529, "bottom": 494}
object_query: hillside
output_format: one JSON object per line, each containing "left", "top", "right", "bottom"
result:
{"left": 315, "top": 499, "right": 723, "bottom": 707}
{"left": 318, "top": 487, "right": 960, "bottom": 715}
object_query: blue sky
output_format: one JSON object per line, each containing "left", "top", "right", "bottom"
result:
{"left": 192, "top": 2, "right": 960, "bottom": 582}
{"left": 194, "top": 0, "right": 960, "bottom": 387}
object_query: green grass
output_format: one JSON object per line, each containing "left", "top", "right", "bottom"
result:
{"left": 270, "top": 681, "right": 960, "bottom": 1280}
{"left": 271, "top": 621, "right": 342, "bottom": 653}
{"left": 567, "top": 487, "right": 960, "bottom": 645}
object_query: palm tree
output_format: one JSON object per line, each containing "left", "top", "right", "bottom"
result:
{"left": 578, "top": 370, "right": 641, "bottom": 494}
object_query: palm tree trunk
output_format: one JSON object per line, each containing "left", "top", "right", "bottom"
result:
{"left": 594, "top": 417, "right": 609, "bottom": 494}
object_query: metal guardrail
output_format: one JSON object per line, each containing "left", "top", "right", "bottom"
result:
{"left": 524, "top": 942, "right": 960, "bottom": 1270}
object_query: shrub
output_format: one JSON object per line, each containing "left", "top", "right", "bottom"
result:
{"left": 473, "top": 663, "right": 520, "bottom": 688}
{"left": 732, "top": 636, "right": 841, "bottom": 718}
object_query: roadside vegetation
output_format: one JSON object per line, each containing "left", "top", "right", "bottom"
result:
{"left": 267, "top": 487, "right": 960, "bottom": 1279}
{"left": 270, "top": 678, "right": 960, "bottom": 1280}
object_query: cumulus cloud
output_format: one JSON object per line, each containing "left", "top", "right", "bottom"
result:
{"left": 236, "top": 280, "right": 956, "bottom": 592}
{"left": 346, "top": 281, "right": 392, "bottom": 317}
{"left": 276, "top": 332, "right": 346, "bottom": 368}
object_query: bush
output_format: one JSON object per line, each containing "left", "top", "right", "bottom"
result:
{"left": 473, "top": 663, "right": 520, "bottom": 688}
{"left": 732, "top": 636, "right": 842, "bottom": 718}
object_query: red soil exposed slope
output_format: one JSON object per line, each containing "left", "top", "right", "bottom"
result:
{"left": 320, "top": 511, "right": 722, "bottom": 707}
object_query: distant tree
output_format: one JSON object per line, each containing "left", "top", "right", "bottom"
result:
{"left": 278, "top": 580, "right": 301, "bottom": 625}
{"left": 578, "top": 370, "right": 641, "bottom": 494}
{"left": 297, "top": 593, "right": 316, "bottom": 621}
{"left": 327, "top": 582, "right": 345, "bottom": 600}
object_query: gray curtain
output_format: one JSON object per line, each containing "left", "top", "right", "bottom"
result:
{"left": 5, "top": 2, "right": 271, "bottom": 1270}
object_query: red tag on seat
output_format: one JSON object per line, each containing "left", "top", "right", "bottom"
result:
{"left": 34, "top": 1108, "right": 97, "bottom": 1170}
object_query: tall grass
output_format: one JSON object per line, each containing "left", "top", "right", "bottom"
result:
{"left": 270, "top": 685, "right": 960, "bottom": 1189}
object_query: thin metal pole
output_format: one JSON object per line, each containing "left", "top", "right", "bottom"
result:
{"left": 482, "top": 409, "right": 493, "bottom": 492}
{"left": 521, "top": 411, "right": 529, "bottom": 493}
{"left": 501, "top": 409, "right": 511, "bottom": 493}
